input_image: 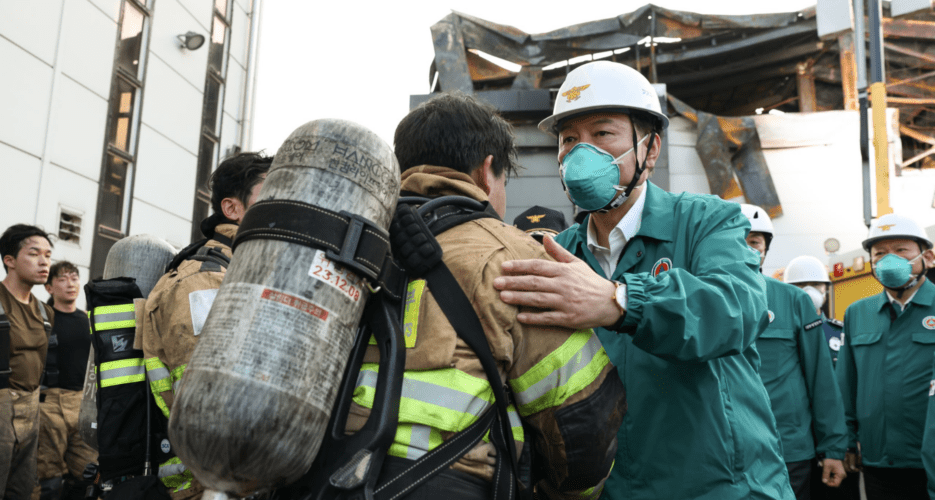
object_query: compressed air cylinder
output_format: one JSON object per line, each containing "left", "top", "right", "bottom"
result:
{"left": 78, "top": 234, "right": 176, "bottom": 449}
{"left": 169, "top": 119, "right": 400, "bottom": 496}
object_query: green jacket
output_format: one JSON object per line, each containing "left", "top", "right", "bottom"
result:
{"left": 922, "top": 351, "right": 935, "bottom": 500}
{"left": 821, "top": 316, "right": 844, "bottom": 367}
{"left": 556, "top": 182, "right": 792, "bottom": 500}
{"left": 757, "top": 277, "right": 847, "bottom": 462}
{"left": 837, "top": 279, "right": 935, "bottom": 468}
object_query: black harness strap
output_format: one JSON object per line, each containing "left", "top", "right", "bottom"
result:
{"left": 234, "top": 199, "right": 404, "bottom": 300}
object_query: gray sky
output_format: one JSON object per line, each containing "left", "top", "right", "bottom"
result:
{"left": 251, "top": 0, "right": 818, "bottom": 155}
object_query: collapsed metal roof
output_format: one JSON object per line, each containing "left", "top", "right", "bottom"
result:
{"left": 429, "top": 4, "right": 935, "bottom": 171}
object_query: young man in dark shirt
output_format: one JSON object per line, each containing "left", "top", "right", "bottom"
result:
{"left": 35, "top": 261, "right": 96, "bottom": 499}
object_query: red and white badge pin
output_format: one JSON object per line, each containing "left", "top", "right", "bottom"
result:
{"left": 924, "top": 316, "right": 935, "bottom": 330}
{"left": 768, "top": 311, "right": 775, "bottom": 323}
{"left": 652, "top": 258, "right": 672, "bottom": 277}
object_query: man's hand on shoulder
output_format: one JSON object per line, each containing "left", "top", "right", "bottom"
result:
{"left": 493, "top": 235, "right": 621, "bottom": 330}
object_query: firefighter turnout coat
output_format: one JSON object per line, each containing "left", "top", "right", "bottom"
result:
{"left": 345, "top": 166, "right": 626, "bottom": 500}
{"left": 138, "top": 224, "right": 236, "bottom": 499}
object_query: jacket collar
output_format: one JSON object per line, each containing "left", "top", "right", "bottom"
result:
{"left": 875, "top": 278, "right": 935, "bottom": 312}
{"left": 571, "top": 181, "right": 673, "bottom": 248}
{"left": 400, "top": 165, "right": 489, "bottom": 203}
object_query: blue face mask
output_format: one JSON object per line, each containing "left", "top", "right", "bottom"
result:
{"left": 873, "top": 253, "right": 922, "bottom": 289}
{"left": 560, "top": 136, "right": 648, "bottom": 211}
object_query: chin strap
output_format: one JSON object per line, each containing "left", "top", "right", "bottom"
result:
{"left": 598, "top": 125, "right": 657, "bottom": 213}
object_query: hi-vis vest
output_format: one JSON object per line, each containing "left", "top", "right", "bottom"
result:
{"left": 352, "top": 278, "right": 609, "bottom": 462}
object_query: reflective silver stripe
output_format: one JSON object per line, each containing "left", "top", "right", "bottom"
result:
{"left": 407, "top": 424, "right": 432, "bottom": 460}
{"left": 513, "top": 333, "right": 604, "bottom": 408}
{"left": 356, "top": 370, "right": 491, "bottom": 418}
{"left": 188, "top": 289, "right": 218, "bottom": 336}
{"left": 173, "top": 379, "right": 182, "bottom": 393}
{"left": 158, "top": 463, "right": 187, "bottom": 478}
{"left": 94, "top": 311, "right": 135, "bottom": 325}
{"left": 507, "top": 406, "right": 521, "bottom": 429}
{"left": 100, "top": 365, "right": 145, "bottom": 381}
{"left": 147, "top": 366, "right": 170, "bottom": 384}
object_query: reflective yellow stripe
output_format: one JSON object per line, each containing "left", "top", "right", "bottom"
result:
{"left": 509, "top": 330, "right": 608, "bottom": 415}
{"left": 99, "top": 358, "right": 145, "bottom": 388}
{"left": 355, "top": 363, "right": 524, "bottom": 456}
{"left": 145, "top": 358, "right": 172, "bottom": 418}
{"left": 354, "top": 363, "right": 493, "bottom": 432}
{"left": 158, "top": 456, "right": 194, "bottom": 492}
{"left": 93, "top": 304, "right": 136, "bottom": 331}
{"left": 171, "top": 364, "right": 186, "bottom": 393}
{"left": 369, "top": 279, "right": 425, "bottom": 348}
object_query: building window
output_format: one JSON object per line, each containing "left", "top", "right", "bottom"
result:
{"left": 191, "top": 0, "right": 232, "bottom": 242}
{"left": 90, "top": 0, "right": 151, "bottom": 277}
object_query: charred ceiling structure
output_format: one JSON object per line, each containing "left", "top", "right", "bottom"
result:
{"left": 414, "top": 4, "right": 935, "bottom": 221}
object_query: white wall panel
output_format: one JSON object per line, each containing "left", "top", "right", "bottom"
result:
{"left": 224, "top": 60, "right": 244, "bottom": 121}
{"left": 0, "top": 0, "right": 62, "bottom": 65}
{"left": 87, "top": 0, "right": 122, "bottom": 23}
{"left": 140, "top": 56, "right": 202, "bottom": 155}
{"left": 0, "top": 144, "right": 41, "bottom": 233}
{"left": 177, "top": 0, "right": 213, "bottom": 31}
{"left": 149, "top": 0, "right": 209, "bottom": 90}
{"left": 129, "top": 198, "right": 191, "bottom": 250}
{"left": 49, "top": 76, "right": 108, "bottom": 181}
{"left": 59, "top": 0, "right": 117, "bottom": 98}
{"left": 228, "top": 2, "right": 248, "bottom": 67}
{"left": 0, "top": 38, "right": 53, "bottom": 157}
{"left": 34, "top": 165, "right": 100, "bottom": 268}
{"left": 219, "top": 112, "right": 242, "bottom": 159}
{"left": 134, "top": 124, "right": 197, "bottom": 220}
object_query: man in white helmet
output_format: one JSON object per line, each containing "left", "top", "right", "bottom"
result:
{"left": 836, "top": 213, "right": 935, "bottom": 500}
{"left": 741, "top": 205, "right": 848, "bottom": 500}
{"left": 784, "top": 255, "right": 844, "bottom": 366}
{"left": 493, "top": 60, "right": 792, "bottom": 499}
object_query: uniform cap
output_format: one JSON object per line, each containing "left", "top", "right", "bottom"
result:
{"left": 513, "top": 206, "right": 568, "bottom": 240}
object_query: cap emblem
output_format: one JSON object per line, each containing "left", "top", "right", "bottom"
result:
{"left": 879, "top": 224, "right": 895, "bottom": 231}
{"left": 561, "top": 84, "right": 590, "bottom": 103}
{"left": 526, "top": 214, "right": 546, "bottom": 223}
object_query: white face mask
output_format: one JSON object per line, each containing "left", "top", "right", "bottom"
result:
{"left": 802, "top": 285, "right": 825, "bottom": 312}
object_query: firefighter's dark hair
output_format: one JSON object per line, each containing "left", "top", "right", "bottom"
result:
{"left": 47, "top": 261, "right": 79, "bottom": 285}
{"left": 394, "top": 92, "right": 520, "bottom": 179}
{"left": 208, "top": 152, "right": 273, "bottom": 215}
{"left": 0, "top": 224, "right": 52, "bottom": 273}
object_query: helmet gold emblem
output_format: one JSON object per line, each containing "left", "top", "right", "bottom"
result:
{"left": 879, "top": 224, "right": 895, "bottom": 231}
{"left": 561, "top": 84, "right": 591, "bottom": 103}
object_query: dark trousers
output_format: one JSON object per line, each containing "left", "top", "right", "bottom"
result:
{"left": 863, "top": 466, "right": 928, "bottom": 500}
{"left": 787, "top": 459, "right": 812, "bottom": 500}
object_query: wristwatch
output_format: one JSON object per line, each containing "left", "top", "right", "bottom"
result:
{"left": 610, "top": 280, "right": 628, "bottom": 332}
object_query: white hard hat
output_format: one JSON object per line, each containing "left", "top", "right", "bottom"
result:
{"left": 862, "top": 213, "right": 933, "bottom": 252}
{"left": 740, "top": 204, "right": 774, "bottom": 236}
{"left": 784, "top": 255, "right": 831, "bottom": 284}
{"left": 538, "top": 61, "right": 669, "bottom": 135}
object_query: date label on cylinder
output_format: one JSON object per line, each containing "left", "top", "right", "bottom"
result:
{"left": 309, "top": 250, "right": 363, "bottom": 302}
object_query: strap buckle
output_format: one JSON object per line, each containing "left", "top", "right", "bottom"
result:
{"left": 327, "top": 211, "right": 384, "bottom": 282}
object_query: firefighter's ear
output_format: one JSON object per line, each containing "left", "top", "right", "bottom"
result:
{"left": 923, "top": 248, "right": 935, "bottom": 268}
{"left": 220, "top": 196, "right": 247, "bottom": 224}
{"left": 470, "top": 155, "right": 495, "bottom": 195}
